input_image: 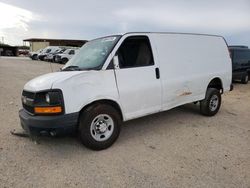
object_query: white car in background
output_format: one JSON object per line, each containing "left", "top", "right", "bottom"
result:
{"left": 55, "top": 48, "right": 79, "bottom": 64}
{"left": 38, "top": 46, "right": 62, "bottom": 61}
{"left": 29, "top": 49, "right": 43, "bottom": 60}
{"left": 44, "top": 48, "right": 66, "bottom": 62}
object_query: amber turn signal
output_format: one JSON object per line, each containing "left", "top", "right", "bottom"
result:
{"left": 34, "top": 106, "right": 62, "bottom": 114}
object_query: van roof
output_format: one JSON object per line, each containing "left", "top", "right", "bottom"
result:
{"left": 123, "top": 32, "right": 223, "bottom": 38}
{"left": 94, "top": 32, "right": 224, "bottom": 41}
{"left": 90, "top": 32, "right": 227, "bottom": 46}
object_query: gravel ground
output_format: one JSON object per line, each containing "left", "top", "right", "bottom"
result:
{"left": 0, "top": 57, "right": 249, "bottom": 188}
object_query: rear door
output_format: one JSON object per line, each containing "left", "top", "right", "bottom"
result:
{"left": 113, "top": 36, "right": 161, "bottom": 120}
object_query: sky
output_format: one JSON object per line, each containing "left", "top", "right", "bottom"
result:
{"left": 0, "top": 0, "right": 249, "bottom": 46}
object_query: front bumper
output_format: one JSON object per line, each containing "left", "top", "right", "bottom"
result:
{"left": 19, "top": 109, "right": 79, "bottom": 135}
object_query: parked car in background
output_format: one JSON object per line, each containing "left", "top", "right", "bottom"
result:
{"left": 38, "top": 46, "right": 62, "bottom": 61}
{"left": 19, "top": 49, "right": 30, "bottom": 56}
{"left": 44, "top": 48, "right": 66, "bottom": 62}
{"left": 29, "top": 49, "right": 43, "bottom": 60}
{"left": 229, "top": 46, "right": 250, "bottom": 84}
{"left": 55, "top": 48, "right": 79, "bottom": 64}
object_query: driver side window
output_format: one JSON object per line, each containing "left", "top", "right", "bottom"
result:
{"left": 116, "top": 36, "right": 154, "bottom": 68}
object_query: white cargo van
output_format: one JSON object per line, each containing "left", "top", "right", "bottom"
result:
{"left": 19, "top": 32, "right": 232, "bottom": 150}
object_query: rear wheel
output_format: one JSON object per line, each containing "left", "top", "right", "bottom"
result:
{"left": 200, "top": 88, "right": 221, "bottom": 116}
{"left": 241, "top": 73, "right": 249, "bottom": 84}
{"left": 78, "top": 104, "right": 121, "bottom": 150}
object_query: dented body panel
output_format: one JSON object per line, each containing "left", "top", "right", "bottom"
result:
{"left": 52, "top": 70, "right": 121, "bottom": 114}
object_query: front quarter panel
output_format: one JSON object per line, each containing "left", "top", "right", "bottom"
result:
{"left": 52, "top": 70, "right": 120, "bottom": 115}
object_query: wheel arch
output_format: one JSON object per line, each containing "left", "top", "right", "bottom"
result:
{"left": 207, "top": 77, "right": 224, "bottom": 93}
{"left": 79, "top": 99, "right": 124, "bottom": 122}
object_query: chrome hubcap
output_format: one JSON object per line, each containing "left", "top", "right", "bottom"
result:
{"left": 90, "top": 114, "right": 114, "bottom": 141}
{"left": 209, "top": 95, "right": 219, "bottom": 111}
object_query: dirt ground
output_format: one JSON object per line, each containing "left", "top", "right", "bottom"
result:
{"left": 0, "top": 57, "right": 249, "bottom": 188}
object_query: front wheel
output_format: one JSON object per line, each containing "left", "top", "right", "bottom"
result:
{"left": 32, "top": 54, "right": 38, "bottom": 60}
{"left": 61, "top": 58, "right": 68, "bottom": 64}
{"left": 200, "top": 88, "right": 221, "bottom": 116}
{"left": 78, "top": 104, "right": 121, "bottom": 150}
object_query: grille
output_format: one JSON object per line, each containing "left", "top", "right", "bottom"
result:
{"left": 22, "top": 90, "right": 35, "bottom": 99}
{"left": 22, "top": 90, "right": 35, "bottom": 114}
{"left": 23, "top": 103, "right": 34, "bottom": 114}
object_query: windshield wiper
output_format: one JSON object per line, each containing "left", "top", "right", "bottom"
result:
{"left": 61, "top": 65, "right": 81, "bottom": 71}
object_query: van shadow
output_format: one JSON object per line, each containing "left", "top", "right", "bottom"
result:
{"left": 31, "top": 103, "right": 201, "bottom": 152}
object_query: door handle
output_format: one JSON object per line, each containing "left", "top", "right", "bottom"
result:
{"left": 155, "top": 68, "right": 160, "bottom": 79}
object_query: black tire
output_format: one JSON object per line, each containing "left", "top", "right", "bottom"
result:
{"left": 62, "top": 58, "right": 68, "bottom": 64}
{"left": 200, "top": 88, "right": 221, "bottom": 116}
{"left": 78, "top": 104, "right": 121, "bottom": 150}
{"left": 31, "top": 54, "right": 38, "bottom": 60}
{"left": 39, "top": 56, "right": 44, "bottom": 61}
{"left": 241, "top": 73, "right": 249, "bottom": 84}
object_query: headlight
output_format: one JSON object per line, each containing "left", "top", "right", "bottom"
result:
{"left": 45, "top": 93, "right": 50, "bottom": 103}
{"left": 34, "top": 90, "right": 64, "bottom": 115}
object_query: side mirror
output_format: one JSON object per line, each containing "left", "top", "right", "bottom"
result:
{"left": 113, "top": 55, "right": 119, "bottom": 69}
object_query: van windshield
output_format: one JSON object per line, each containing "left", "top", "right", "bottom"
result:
{"left": 62, "top": 36, "right": 120, "bottom": 71}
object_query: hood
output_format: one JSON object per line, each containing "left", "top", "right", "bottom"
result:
{"left": 24, "top": 71, "right": 83, "bottom": 92}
